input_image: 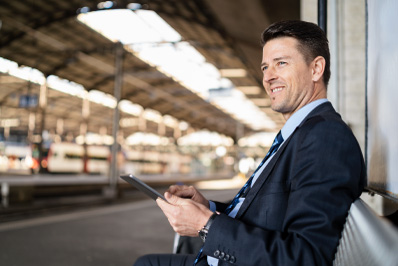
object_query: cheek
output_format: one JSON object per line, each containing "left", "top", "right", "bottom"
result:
{"left": 299, "top": 68, "right": 313, "bottom": 84}
{"left": 262, "top": 81, "right": 271, "bottom": 94}
{"left": 291, "top": 72, "right": 310, "bottom": 93}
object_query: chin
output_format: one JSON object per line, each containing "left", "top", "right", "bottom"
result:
{"left": 270, "top": 103, "right": 283, "bottom": 113}
{"left": 271, "top": 105, "right": 290, "bottom": 115}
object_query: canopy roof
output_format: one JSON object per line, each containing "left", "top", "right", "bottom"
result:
{"left": 0, "top": 0, "right": 298, "bottom": 141}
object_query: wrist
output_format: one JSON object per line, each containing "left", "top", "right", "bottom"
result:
{"left": 198, "top": 212, "right": 218, "bottom": 243}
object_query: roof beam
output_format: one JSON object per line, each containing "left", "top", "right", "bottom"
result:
{"left": 0, "top": 12, "right": 250, "bottom": 138}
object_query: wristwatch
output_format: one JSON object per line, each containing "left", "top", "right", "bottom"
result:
{"left": 198, "top": 212, "right": 218, "bottom": 243}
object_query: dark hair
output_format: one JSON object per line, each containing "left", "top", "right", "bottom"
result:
{"left": 261, "top": 20, "right": 331, "bottom": 86}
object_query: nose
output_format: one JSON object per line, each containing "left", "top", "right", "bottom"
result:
{"left": 263, "top": 66, "right": 277, "bottom": 84}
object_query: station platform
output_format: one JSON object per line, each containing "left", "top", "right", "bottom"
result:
{"left": 0, "top": 187, "right": 239, "bottom": 266}
{"left": 0, "top": 172, "right": 237, "bottom": 186}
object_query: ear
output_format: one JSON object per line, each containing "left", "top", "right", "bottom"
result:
{"left": 311, "top": 56, "right": 326, "bottom": 83}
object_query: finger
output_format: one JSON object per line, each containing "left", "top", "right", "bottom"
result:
{"left": 156, "top": 197, "right": 180, "bottom": 225}
{"left": 175, "top": 189, "right": 194, "bottom": 198}
{"left": 165, "top": 192, "right": 186, "bottom": 206}
{"left": 167, "top": 185, "right": 178, "bottom": 194}
{"left": 167, "top": 185, "right": 187, "bottom": 194}
{"left": 156, "top": 197, "right": 172, "bottom": 212}
{"left": 169, "top": 185, "right": 196, "bottom": 198}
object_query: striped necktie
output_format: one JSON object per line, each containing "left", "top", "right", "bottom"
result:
{"left": 224, "top": 131, "right": 284, "bottom": 214}
{"left": 193, "top": 131, "right": 283, "bottom": 265}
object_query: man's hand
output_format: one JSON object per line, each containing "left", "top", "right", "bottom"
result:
{"left": 167, "top": 185, "right": 210, "bottom": 208}
{"left": 157, "top": 192, "right": 213, "bottom": 237}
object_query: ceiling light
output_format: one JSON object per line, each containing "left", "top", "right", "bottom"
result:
{"left": 143, "top": 109, "right": 163, "bottom": 123}
{"left": 119, "top": 100, "right": 143, "bottom": 116}
{"left": 97, "top": 1, "right": 115, "bottom": 10}
{"left": 179, "top": 121, "right": 189, "bottom": 131}
{"left": 120, "top": 118, "right": 138, "bottom": 128}
{"left": 0, "top": 118, "right": 20, "bottom": 127}
{"left": 127, "top": 3, "right": 142, "bottom": 10}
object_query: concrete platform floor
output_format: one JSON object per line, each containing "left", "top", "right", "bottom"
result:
{"left": 0, "top": 188, "right": 238, "bottom": 266}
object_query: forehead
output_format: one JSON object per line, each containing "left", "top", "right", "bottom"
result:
{"left": 262, "top": 37, "right": 301, "bottom": 62}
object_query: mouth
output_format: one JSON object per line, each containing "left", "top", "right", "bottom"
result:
{"left": 271, "top": 86, "right": 283, "bottom": 93}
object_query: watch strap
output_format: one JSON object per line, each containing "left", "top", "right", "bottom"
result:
{"left": 204, "top": 212, "right": 218, "bottom": 230}
{"left": 199, "top": 212, "right": 218, "bottom": 242}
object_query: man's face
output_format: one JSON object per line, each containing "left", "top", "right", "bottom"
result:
{"left": 261, "top": 37, "right": 318, "bottom": 120}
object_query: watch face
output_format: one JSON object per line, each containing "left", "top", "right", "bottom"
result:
{"left": 199, "top": 229, "right": 207, "bottom": 242}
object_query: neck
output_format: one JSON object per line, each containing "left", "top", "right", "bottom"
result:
{"left": 282, "top": 85, "right": 327, "bottom": 121}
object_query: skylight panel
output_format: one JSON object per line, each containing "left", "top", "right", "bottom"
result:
{"left": 78, "top": 9, "right": 276, "bottom": 131}
{"left": 78, "top": 9, "right": 181, "bottom": 44}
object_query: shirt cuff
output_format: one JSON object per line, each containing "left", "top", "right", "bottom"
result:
{"left": 209, "top": 200, "right": 216, "bottom": 212}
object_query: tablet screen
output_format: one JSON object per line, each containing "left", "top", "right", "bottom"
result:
{"left": 120, "top": 174, "right": 167, "bottom": 202}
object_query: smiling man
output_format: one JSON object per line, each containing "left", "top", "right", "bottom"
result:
{"left": 134, "top": 20, "right": 366, "bottom": 266}
{"left": 261, "top": 37, "right": 327, "bottom": 120}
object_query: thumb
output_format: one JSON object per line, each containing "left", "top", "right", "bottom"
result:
{"left": 165, "top": 192, "right": 183, "bottom": 205}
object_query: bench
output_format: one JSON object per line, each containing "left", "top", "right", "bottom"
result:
{"left": 333, "top": 198, "right": 398, "bottom": 265}
{"left": 173, "top": 198, "right": 398, "bottom": 265}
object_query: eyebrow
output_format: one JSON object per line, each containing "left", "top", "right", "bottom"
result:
{"left": 261, "top": 56, "right": 292, "bottom": 68}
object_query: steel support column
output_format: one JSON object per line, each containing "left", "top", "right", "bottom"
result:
{"left": 108, "top": 42, "right": 124, "bottom": 196}
{"left": 38, "top": 81, "right": 48, "bottom": 173}
{"left": 318, "top": 0, "right": 327, "bottom": 33}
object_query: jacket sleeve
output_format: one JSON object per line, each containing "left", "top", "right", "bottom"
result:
{"left": 202, "top": 119, "right": 366, "bottom": 266}
{"left": 213, "top": 201, "right": 229, "bottom": 213}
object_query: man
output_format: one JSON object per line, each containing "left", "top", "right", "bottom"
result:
{"left": 134, "top": 20, "right": 366, "bottom": 266}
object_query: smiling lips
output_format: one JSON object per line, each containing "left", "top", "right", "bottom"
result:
{"left": 271, "top": 86, "right": 283, "bottom": 93}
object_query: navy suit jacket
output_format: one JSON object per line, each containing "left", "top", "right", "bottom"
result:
{"left": 202, "top": 102, "right": 366, "bottom": 266}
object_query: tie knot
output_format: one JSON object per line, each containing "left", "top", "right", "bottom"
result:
{"left": 273, "top": 131, "right": 284, "bottom": 146}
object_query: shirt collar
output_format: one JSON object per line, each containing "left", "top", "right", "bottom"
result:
{"left": 280, "top": 99, "right": 328, "bottom": 141}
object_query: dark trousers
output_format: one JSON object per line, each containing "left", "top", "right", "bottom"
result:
{"left": 134, "top": 254, "right": 209, "bottom": 266}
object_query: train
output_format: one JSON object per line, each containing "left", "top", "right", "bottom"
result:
{"left": 0, "top": 142, "right": 38, "bottom": 175}
{"left": 0, "top": 142, "right": 193, "bottom": 175}
{"left": 40, "top": 143, "right": 110, "bottom": 174}
{"left": 0, "top": 142, "right": 110, "bottom": 175}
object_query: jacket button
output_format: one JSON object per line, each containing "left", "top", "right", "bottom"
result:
{"left": 213, "top": 250, "right": 220, "bottom": 257}
{"left": 224, "top": 254, "right": 230, "bottom": 261}
{"left": 229, "top": 255, "right": 236, "bottom": 263}
{"left": 219, "top": 252, "right": 225, "bottom": 259}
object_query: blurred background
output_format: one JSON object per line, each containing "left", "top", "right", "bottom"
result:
{"left": 0, "top": 0, "right": 397, "bottom": 265}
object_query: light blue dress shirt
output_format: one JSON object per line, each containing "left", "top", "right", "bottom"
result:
{"left": 207, "top": 99, "right": 328, "bottom": 266}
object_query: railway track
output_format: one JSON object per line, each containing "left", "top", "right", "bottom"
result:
{"left": 0, "top": 185, "right": 169, "bottom": 223}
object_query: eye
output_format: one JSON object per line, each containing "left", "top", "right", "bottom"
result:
{"left": 261, "top": 65, "right": 268, "bottom": 72}
{"left": 278, "top": 61, "right": 287, "bottom": 66}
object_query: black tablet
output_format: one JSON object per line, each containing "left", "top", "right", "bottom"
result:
{"left": 120, "top": 174, "right": 168, "bottom": 202}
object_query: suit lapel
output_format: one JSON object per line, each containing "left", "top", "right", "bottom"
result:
{"left": 234, "top": 102, "right": 337, "bottom": 219}
{"left": 234, "top": 133, "right": 293, "bottom": 219}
